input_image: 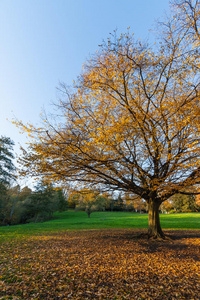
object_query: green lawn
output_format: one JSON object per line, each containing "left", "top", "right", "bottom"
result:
{"left": 0, "top": 210, "right": 199, "bottom": 241}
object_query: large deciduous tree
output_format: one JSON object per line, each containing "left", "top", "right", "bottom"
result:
{"left": 16, "top": 1, "right": 200, "bottom": 238}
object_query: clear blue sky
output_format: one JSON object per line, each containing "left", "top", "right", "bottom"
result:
{"left": 0, "top": 0, "right": 170, "bottom": 160}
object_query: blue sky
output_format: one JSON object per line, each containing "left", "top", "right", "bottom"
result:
{"left": 0, "top": 0, "right": 170, "bottom": 161}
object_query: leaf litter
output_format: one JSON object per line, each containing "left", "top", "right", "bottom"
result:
{"left": 0, "top": 229, "right": 199, "bottom": 299}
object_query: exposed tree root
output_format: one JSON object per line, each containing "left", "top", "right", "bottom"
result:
{"left": 134, "top": 231, "right": 173, "bottom": 242}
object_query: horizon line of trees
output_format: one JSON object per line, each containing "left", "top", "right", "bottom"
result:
{"left": 68, "top": 189, "right": 200, "bottom": 216}
{"left": 0, "top": 181, "right": 67, "bottom": 226}
{"left": 1, "top": 135, "right": 200, "bottom": 226}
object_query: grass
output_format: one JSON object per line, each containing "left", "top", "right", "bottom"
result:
{"left": 0, "top": 210, "right": 199, "bottom": 240}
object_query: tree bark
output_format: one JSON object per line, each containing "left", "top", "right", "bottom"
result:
{"left": 86, "top": 209, "right": 91, "bottom": 218}
{"left": 148, "top": 200, "right": 165, "bottom": 239}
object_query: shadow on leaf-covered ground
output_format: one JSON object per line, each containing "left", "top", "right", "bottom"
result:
{"left": 0, "top": 229, "right": 199, "bottom": 299}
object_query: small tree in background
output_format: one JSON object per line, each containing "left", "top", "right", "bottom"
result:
{"left": 75, "top": 189, "right": 106, "bottom": 217}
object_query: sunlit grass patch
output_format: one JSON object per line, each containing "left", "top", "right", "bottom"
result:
{"left": 0, "top": 211, "right": 199, "bottom": 241}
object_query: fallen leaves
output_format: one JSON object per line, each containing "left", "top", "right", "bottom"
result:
{"left": 0, "top": 229, "right": 199, "bottom": 299}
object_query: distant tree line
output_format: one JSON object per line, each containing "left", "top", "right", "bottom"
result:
{"left": 68, "top": 189, "right": 200, "bottom": 217}
{"left": 0, "top": 181, "right": 67, "bottom": 226}
{"left": 0, "top": 136, "right": 199, "bottom": 226}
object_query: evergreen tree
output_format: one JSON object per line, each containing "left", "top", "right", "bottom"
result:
{"left": 26, "top": 181, "right": 56, "bottom": 222}
{"left": 0, "top": 137, "right": 16, "bottom": 225}
{"left": 57, "top": 189, "right": 67, "bottom": 212}
{"left": 0, "top": 136, "right": 16, "bottom": 185}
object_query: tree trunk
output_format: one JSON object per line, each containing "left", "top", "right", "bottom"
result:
{"left": 86, "top": 209, "right": 91, "bottom": 218}
{"left": 148, "top": 200, "right": 165, "bottom": 239}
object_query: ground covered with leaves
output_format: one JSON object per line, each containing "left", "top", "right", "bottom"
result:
{"left": 0, "top": 229, "right": 200, "bottom": 299}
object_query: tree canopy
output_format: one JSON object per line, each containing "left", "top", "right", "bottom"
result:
{"left": 16, "top": 0, "right": 200, "bottom": 238}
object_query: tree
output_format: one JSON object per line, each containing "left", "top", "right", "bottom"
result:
{"left": 0, "top": 136, "right": 16, "bottom": 185}
{"left": 172, "top": 193, "right": 197, "bottom": 212}
{"left": 6, "top": 184, "right": 21, "bottom": 224}
{"left": 102, "top": 192, "right": 112, "bottom": 211}
{"left": 18, "top": 186, "right": 32, "bottom": 202}
{"left": 123, "top": 193, "right": 135, "bottom": 211}
{"left": 133, "top": 197, "right": 147, "bottom": 213}
{"left": 171, "top": 0, "right": 200, "bottom": 43}
{"left": 0, "top": 137, "right": 16, "bottom": 224}
{"left": 8, "top": 185, "right": 33, "bottom": 225}
{"left": 26, "top": 181, "right": 56, "bottom": 222}
{"left": 56, "top": 189, "right": 68, "bottom": 212}
{"left": 110, "top": 193, "right": 124, "bottom": 211}
{"left": 16, "top": 2, "right": 200, "bottom": 238}
{"left": 1, "top": 185, "right": 34, "bottom": 225}
{"left": 0, "top": 183, "right": 9, "bottom": 224}
{"left": 160, "top": 199, "right": 174, "bottom": 214}
{"left": 195, "top": 187, "right": 200, "bottom": 209}
{"left": 75, "top": 189, "right": 106, "bottom": 217}
{"left": 67, "top": 189, "right": 80, "bottom": 208}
